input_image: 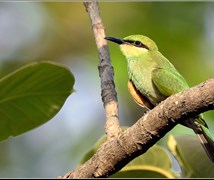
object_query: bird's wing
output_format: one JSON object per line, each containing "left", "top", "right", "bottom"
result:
{"left": 153, "top": 68, "right": 214, "bottom": 164}
{"left": 151, "top": 67, "right": 189, "bottom": 96}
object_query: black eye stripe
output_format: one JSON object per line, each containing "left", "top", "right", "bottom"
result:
{"left": 124, "top": 40, "right": 149, "bottom": 50}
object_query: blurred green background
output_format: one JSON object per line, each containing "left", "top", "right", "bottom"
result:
{"left": 0, "top": 2, "right": 214, "bottom": 178}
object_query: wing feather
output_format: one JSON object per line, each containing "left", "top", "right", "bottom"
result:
{"left": 152, "top": 68, "right": 189, "bottom": 96}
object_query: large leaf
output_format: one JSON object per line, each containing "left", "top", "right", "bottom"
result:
{"left": 80, "top": 130, "right": 177, "bottom": 178}
{"left": 0, "top": 61, "right": 75, "bottom": 141}
{"left": 167, "top": 134, "right": 214, "bottom": 178}
{"left": 110, "top": 144, "right": 177, "bottom": 178}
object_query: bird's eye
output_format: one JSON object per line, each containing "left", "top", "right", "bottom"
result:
{"left": 124, "top": 39, "right": 149, "bottom": 49}
{"left": 134, "top": 41, "right": 142, "bottom": 46}
{"left": 133, "top": 40, "right": 149, "bottom": 50}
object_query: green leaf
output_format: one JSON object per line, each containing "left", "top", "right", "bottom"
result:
{"left": 167, "top": 134, "right": 214, "bottom": 178}
{"left": 80, "top": 129, "right": 177, "bottom": 178}
{"left": 110, "top": 145, "right": 177, "bottom": 178}
{"left": 110, "top": 168, "right": 173, "bottom": 178}
{"left": 0, "top": 61, "right": 75, "bottom": 141}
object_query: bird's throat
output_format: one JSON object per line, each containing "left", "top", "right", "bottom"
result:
{"left": 120, "top": 44, "right": 148, "bottom": 58}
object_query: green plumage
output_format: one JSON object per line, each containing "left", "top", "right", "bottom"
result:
{"left": 105, "top": 35, "right": 214, "bottom": 163}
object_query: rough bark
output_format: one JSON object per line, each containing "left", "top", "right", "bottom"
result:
{"left": 60, "top": 78, "right": 214, "bottom": 178}
{"left": 83, "top": 1, "right": 121, "bottom": 140}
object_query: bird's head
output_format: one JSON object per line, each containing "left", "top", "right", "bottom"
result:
{"left": 105, "top": 35, "right": 158, "bottom": 58}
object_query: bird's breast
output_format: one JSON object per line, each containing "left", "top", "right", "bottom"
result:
{"left": 127, "top": 59, "right": 165, "bottom": 105}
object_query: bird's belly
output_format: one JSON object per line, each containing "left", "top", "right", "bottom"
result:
{"left": 128, "top": 67, "right": 166, "bottom": 106}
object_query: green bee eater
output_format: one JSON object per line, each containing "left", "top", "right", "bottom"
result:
{"left": 105, "top": 34, "right": 214, "bottom": 163}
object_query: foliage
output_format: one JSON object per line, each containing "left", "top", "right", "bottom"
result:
{"left": 0, "top": 61, "right": 75, "bottom": 141}
{"left": 168, "top": 135, "right": 214, "bottom": 178}
{"left": 80, "top": 133, "right": 214, "bottom": 178}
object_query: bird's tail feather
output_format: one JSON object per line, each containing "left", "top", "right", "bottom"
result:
{"left": 195, "top": 125, "right": 214, "bottom": 163}
{"left": 183, "top": 117, "right": 214, "bottom": 163}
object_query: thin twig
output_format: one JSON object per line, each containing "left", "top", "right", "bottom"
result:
{"left": 83, "top": 1, "right": 121, "bottom": 140}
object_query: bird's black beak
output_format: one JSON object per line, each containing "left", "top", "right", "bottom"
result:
{"left": 105, "top": 37, "right": 125, "bottom": 45}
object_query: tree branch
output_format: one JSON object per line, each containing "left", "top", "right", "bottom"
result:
{"left": 60, "top": 78, "right": 214, "bottom": 178}
{"left": 59, "top": 1, "right": 214, "bottom": 178}
{"left": 83, "top": 1, "right": 121, "bottom": 140}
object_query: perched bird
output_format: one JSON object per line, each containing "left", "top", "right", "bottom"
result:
{"left": 105, "top": 35, "right": 214, "bottom": 163}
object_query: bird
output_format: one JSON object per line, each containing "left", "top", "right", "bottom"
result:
{"left": 105, "top": 34, "right": 214, "bottom": 163}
